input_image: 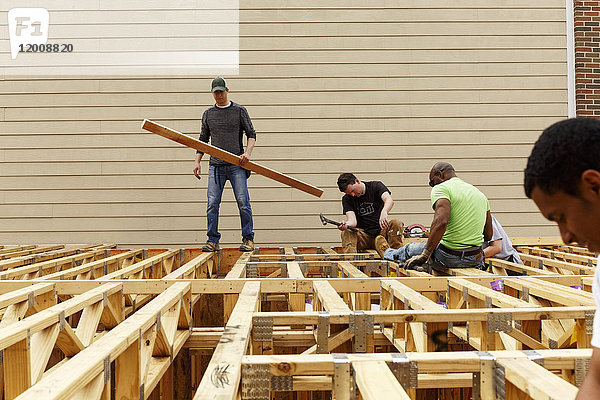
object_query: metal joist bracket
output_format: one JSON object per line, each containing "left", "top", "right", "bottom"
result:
{"left": 271, "top": 375, "right": 292, "bottom": 391}
{"left": 350, "top": 311, "right": 374, "bottom": 353}
{"left": 522, "top": 350, "right": 544, "bottom": 366}
{"left": 585, "top": 310, "right": 595, "bottom": 335}
{"left": 104, "top": 356, "right": 111, "bottom": 385}
{"left": 246, "top": 263, "right": 258, "bottom": 279}
{"left": 484, "top": 296, "right": 492, "bottom": 309}
{"left": 575, "top": 358, "right": 591, "bottom": 387}
{"left": 179, "top": 248, "right": 185, "bottom": 267}
{"left": 548, "top": 338, "right": 558, "bottom": 349}
{"left": 59, "top": 311, "right": 66, "bottom": 331}
{"left": 333, "top": 354, "right": 353, "bottom": 399}
{"left": 477, "top": 350, "right": 496, "bottom": 400}
{"left": 326, "top": 265, "right": 332, "bottom": 278}
{"left": 538, "top": 259, "right": 544, "bottom": 269}
{"left": 241, "top": 363, "right": 270, "bottom": 400}
{"left": 389, "top": 353, "right": 418, "bottom": 390}
{"left": 521, "top": 287, "right": 529, "bottom": 302}
{"left": 27, "top": 291, "right": 34, "bottom": 308}
{"left": 488, "top": 313, "right": 513, "bottom": 333}
{"left": 296, "top": 254, "right": 304, "bottom": 262}
{"left": 317, "top": 312, "right": 330, "bottom": 354}
{"left": 472, "top": 372, "right": 481, "bottom": 400}
{"left": 253, "top": 316, "right": 274, "bottom": 342}
{"left": 462, "top": 286, "right": 469, "bottom": 302}
{"left": 495, "top": 362, "right": 506, "bottom": 400}
{"left": 139, "top": 383, "right": 145, "bottom": 400}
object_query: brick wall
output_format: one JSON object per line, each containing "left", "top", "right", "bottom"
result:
{"left": 575, "top": 0, "right": 600, "bottom": 116}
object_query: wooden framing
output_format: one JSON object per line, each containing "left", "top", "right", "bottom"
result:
{"left": 0, "top": 240, "right": 594, "bottom": 399}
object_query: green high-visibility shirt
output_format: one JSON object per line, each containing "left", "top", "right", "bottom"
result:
{"left": 430, "top": 177, "right": 489, "bottom": 250}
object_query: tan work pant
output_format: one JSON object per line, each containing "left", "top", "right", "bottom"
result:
{"left": 341, "top": 219, "right": 404, "bottom": 253}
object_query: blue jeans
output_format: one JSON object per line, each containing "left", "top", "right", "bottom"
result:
{"left": 206, "top": 164, "right": 254, "bottom": 244}
{"left": 384, "top": 241, "right": 484, "bottom": 270}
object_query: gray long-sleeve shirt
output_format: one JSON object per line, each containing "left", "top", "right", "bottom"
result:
{"left": 197, "top": 101, "right": 256, "bottom": 166}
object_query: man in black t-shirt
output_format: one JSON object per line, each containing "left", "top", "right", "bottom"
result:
{"left": 337, "top": 173, "right": 404, "bottom": 254}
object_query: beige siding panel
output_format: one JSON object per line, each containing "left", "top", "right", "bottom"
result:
{"left": 4, "top": 103, "right": 566, "bottom": 121}
{"left": 1, "top": 34, "right": 567, "bottom": 52}
{"left": 0, "top": 2, "right": 568, "bottom": 247}
{"left": 0, "top": 89, "right": 568, "bottom": 107}
{"left": 0, "top": 130, "right": 556, "bottom": 148}
{"left": 1, "top": 75, "right": 567, "bottom": 94}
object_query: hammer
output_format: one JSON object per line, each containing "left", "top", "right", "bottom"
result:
{"left": 319, "top": 213, "right": 358, "bottom": 232}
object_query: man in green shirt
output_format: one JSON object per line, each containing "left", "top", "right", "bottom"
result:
{"left": 379, "top": 162, "right": 493, "bottom": 270}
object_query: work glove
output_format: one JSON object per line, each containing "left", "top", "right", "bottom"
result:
{"left": 405, "top": 248, "right": 432, "bottom": 270}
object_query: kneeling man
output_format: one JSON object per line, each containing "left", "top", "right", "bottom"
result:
{"left": 336, "top": 173, "right": 404, "bottom": 254}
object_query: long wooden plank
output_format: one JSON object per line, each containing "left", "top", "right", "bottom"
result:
{"left": 241, "top": 349, "right": 593, "bottom": 376}
{"left": 313, "top": 281, "right": 352, "bottom": 313}
{"left": 141, "top": 119, "right": 323, "bottom": 197}
{"left": 353, "top": 360, "right": 411, "bottom": 400}
{"left": 497, "top": 358, "right": 578, "bottom": 399}
{"left": 194, "top": 281, "right": 261, "bottom": 400}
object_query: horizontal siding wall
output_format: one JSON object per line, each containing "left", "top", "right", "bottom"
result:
{"left": 0, "top": 1, "right": 568, "bottom": 247}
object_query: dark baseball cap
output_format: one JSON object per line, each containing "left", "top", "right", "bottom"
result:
{"left": 211, "top": 77, "right": 227, "bottom": 92}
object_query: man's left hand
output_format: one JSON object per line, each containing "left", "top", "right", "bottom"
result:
{"left": 405, "top": 248, "right": 432, "bottom": 269}
{"left": 379, "top": 211, "right": 389, "bottom": 229}
{"left": 239, "top": 153, "right": 250, "bottom": 165}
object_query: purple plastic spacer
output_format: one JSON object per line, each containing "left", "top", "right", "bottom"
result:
{"left": 490, "top": 279, "right": 504, "bottom": 291}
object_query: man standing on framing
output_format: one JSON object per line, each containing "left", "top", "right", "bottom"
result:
{"left": 524, "top": 117, "right": 600, "bottom": 399}
{"left": 336, "top": 173, "right": 404, "bottom": 254}
{"left": 194, "top": 77, "right": 256, "bottom": 252}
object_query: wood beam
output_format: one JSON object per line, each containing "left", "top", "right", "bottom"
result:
{"left": 142, "top": 119, "right": 323, "bottom": 197}
{"left": 353, "top": 360, "right": 411, "bottom": 400}
{"left": 194, "top": 281, "right": 261, "bottom": 400}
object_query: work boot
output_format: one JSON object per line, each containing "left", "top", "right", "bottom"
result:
{"left": 375, "top": 235, "right": 390, "bottom": 259}
{"left": 239, "top": 238, "right": 255, "bottom": 252}
{"left": 201, "top": 241, "right": 220, "bottom": 252}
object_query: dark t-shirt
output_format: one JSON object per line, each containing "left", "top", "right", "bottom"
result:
{"left": 341, "top": 181, "right": 391, "bottom": 237}
{"left": 197, "top": 102, "right": 256, "bottom": 166}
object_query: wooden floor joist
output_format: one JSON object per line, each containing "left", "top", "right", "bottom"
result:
{"left": 0, "top": 239, "right": 593, "bottom": 399}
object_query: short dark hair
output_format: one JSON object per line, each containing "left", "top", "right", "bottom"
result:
{"left": 524, "top": 117, "right": 600, "bottom": 198}
{"left": 337, "top": 173, "right": 357, "bottom": 192}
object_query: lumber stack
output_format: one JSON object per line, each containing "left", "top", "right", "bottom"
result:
{"left": 0, "top": 240, "right": 593, "bottom": 399}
